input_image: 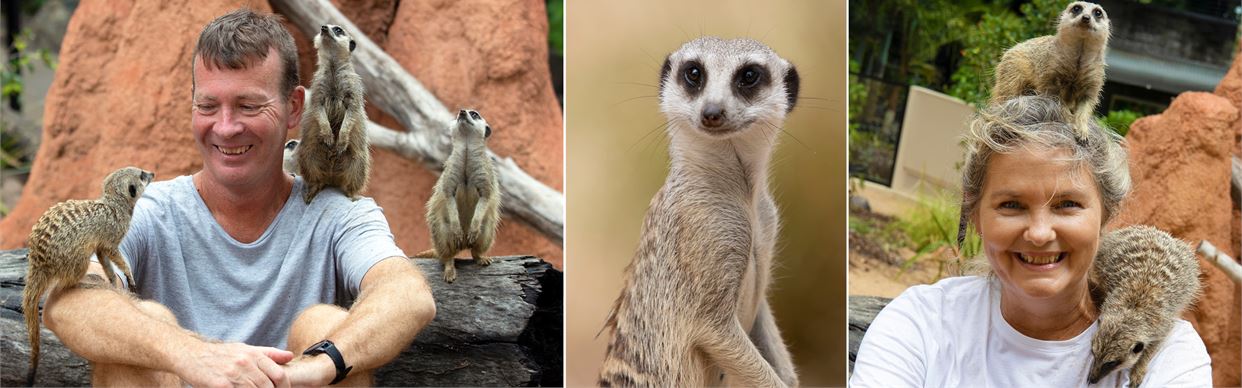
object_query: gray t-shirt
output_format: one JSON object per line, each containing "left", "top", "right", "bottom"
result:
{"left": 114, "top": 175, "right": 405, "bottom": 349}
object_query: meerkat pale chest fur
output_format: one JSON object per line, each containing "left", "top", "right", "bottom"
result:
{"left": 1088, "top": 225, "right": 1201, "bottom": 388}
{"left": 413, "top": 109, "right": 501, "bottom": 283}
{"left": 990, "top": 1, "right": 1110, "bottom": 138}
{"left": 295, "top": 24, "right": 370, "bottom": 203}
{"left": 598, "top": 37, "right": 800, "bottom": 387}
{"left": 23, "top": 166, "right": 154, "bottom": 386}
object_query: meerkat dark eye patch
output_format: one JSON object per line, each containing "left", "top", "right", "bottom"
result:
{"left": 678, "top": 60, "right": 705, "bottom": 98}
{"left": 783, "top": 65, "right": 801, "bottom": 113}
{"left": 332, "top": 26, "right": 344, "bottom": 36}
{"left": 1071, "top": 5, "right": 1082, "bottom": 15}
{"left": 470, "top": 111, "right": 481, "bottom": 121}
{"left": 1093, "top": 9, "right": 1103, "bottom": 19}
{"left": 730, "top": 63, "right": 770, "bottom": 102}
{"left": 1131, "top": 342, "right": 1144, "bottom": 353}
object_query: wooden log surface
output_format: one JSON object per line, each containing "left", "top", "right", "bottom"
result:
{"left": 270, "top": 0, "right": 565, "bottom": 246}
{"left": 847, "top": 295, "right": 892, "bottom": 374}
{"left": 0, "top": 249, "right": 562, "bottom": 387}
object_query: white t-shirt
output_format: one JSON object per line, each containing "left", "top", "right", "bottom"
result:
{"left": 850, "top": 276, "right": 1212, "bottom": 387}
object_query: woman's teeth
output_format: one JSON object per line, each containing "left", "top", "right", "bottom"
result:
{"left": 1019, "top": 253, "right": 1063, "bottom": 265}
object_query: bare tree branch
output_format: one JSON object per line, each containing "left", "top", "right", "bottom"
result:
{"left": 1197, "top": 240, "right": 1242, "bottom": 284}
{"left": 272, "top": 0, "right": 564, "bottom": 245}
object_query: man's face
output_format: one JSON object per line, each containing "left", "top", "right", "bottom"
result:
{"left": 191, "top": 48, "right": 299, "bottom": 190}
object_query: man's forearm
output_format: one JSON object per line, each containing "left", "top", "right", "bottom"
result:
{"left": 324, "top": 258, "right": 436, "bottom": 372}
{"left": 42, "top": 276, "right": 201, "bottom": 373}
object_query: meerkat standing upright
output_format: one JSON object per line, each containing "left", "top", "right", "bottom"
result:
{"left": 1087, "top": 226, "right": 1201, "bottom": 388}
{"left": 598, "top": 37, "right": 800, "bottom": 387}
{"left": 23, "top": 167, "right": 154, "bottom": 386}
{"left": 295, "top": 24, "right": 370, "bottom": 203}
{"left": 413, "top": 109, "right": 501, "bottom": 283}
{"left": 990, "top": 1, "right": 1110, "bottom": 138}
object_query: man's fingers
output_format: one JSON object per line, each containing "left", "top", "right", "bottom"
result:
{"left": 259, "top": 347, "right": 296, "bottom": 364}
{"left": 256, "top": 354, "right": 290, "bottom": 388}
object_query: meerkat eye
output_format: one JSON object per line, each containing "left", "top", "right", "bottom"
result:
{"left": 1132, "top": 342, "right": 1145, "bottom": 353}
{"left": 332, "top": 26, "right": 344, "bottom": 36}
{"left": 684, "top": 65, "right": 702, "bottom": 87}
{"left": 470, "top": 111, "right": 481, "bottom": 121}
{"left": 1093, "top": 9, "right": 1103, "bottom": 18}
{"left": 738, "top": 67, "right": 762, "bottom": 88}
{"left": 1071, "top": 5, "right": 1082, "bottom": 14}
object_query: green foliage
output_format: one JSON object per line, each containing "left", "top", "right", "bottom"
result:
{"left": 946, "top": 0, "right": 1068, "bottom": 106}
{"left": 546, "top": 0, "right": 563, "bottom": 56}
{"left": 848, "top": 59, "right": 867, "bottom": 132}
{"left": 1, "top": 29, "right": 57, "bottom": 105}
{"left": 894, "top": 192, "right": 982, "bottom": 280}
{"left": 1100, "top": 109, "right": 1142, "bottom": 137}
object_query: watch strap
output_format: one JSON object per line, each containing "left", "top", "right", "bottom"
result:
{"left": 303, "top": 339, "right": 352, "bottom": 385}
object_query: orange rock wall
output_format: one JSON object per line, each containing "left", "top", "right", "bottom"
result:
{"left": 0, "top": 0, "right": 564, "bottom": 269}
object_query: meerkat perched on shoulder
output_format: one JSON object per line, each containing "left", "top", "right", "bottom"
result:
{"left": 412, "top": 109, "right": 501, "bottom": 283}
{"left": 23, "top": 167, "right": 154, "bottom": 386}
{"left": 295, "top": 24, "right": 370, "bottom": 203}
{"left": 1088, "top": 225, "right": 1201, "bottom": 388}
{"left": 990, "top": 1, "right": 1110, "bottom": 138}
{"left": 598, "top": 37, "right": 800, "bottom": 387}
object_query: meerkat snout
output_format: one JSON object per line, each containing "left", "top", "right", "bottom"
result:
{"left": 701, "top": 104, "right": 725, "bottom": 128}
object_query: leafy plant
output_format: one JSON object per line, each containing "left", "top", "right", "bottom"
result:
{"left": 1100, "top": 109, "right": 1142, "bottom": 137}
{"left": 894, "top": 192, "right": 982, "bottom": 280}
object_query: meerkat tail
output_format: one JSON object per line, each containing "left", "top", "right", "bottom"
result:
{"left": 411, "top": 249, "right": 437, "bottom": 259}
{"left": 23, "top": 273, "right": 48, "bottom": 387}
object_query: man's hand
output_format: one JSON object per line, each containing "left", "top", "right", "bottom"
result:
{"left": 172, "top": 342, "right": 294, "bottom": 388}
{"left": 281, "top": 354, "right": 336, "bottom": 388}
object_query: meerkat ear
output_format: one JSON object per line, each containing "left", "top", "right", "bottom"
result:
{"left": 129, "top": 184, "right": 137, "bottom": 198}
{"left": 783, "top": 64, "right": 801, "bottom": 113}
{"left": 484, "top": 125, "right": 492, "bottom": 138}
{"left": 349, "top": 40, "right": 356, "bottom": 52}
{"left": 658, "top": 55, "right": 672, "bottom": 94}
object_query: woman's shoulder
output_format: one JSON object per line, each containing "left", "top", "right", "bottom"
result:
{"left": 891, "top": 276, "right": 991, "bottom": 312}
{"left": 1140, "top": 319, "right": 1212, "bottom": 386}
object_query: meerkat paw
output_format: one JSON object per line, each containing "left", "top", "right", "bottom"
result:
{"left": 442, "top": 264, "right": 457, "bottom": 283}
{"left": 475, "top": 255, "right": 493, "bottom": 266}
{"left": 467, "top": 225, "right": 481, "bottom": 243}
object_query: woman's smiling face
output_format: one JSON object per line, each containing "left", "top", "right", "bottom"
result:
{"left": 975, "top": 146, "right": 1104, "bottom": 302}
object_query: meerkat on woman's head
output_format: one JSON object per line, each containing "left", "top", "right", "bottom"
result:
{"left": 990, "top": 1, "right": 1110, "bottom": 138}
{"left": 23, "top": 167, "right": 154, "bottom": 386}
{"left": 598, "top": 37, "right": 800, "bottom": 387}
{"left": 295, "top": 24, "right": 370, "bottom": 203}
{"left": 413, "top": 109, "right": 501, "bottom": 283}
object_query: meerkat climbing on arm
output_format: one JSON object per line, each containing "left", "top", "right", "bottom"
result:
{"left": 1088, "top": 226, "right": 1202, "bottom": 388}
{"left": 598, "top": 37, "right": 800, "bottom": 387}
{"left": 990, "top": 1, "right": 1110, "bottom": 138}
{"left": 23, "top": 166, "right": 154, "bottom": 386}
{"left": 295, "top": 24, "right": 370, "bottom": 203}
{"left": 413, "top": 109, "right": 502, "bottom": 283}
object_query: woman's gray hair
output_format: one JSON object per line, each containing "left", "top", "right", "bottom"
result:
{"left": 960, "top": 95, "right": 1131, "bottom": 227}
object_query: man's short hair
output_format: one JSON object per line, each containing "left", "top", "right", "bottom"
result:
{"left": 192, "top": 9, "right": 299, "bottom": 99}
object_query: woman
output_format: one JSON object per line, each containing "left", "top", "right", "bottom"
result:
{"left": 850, "top": 96, "right": 1211, "bottom": 387}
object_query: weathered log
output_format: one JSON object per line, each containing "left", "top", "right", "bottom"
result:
{"left": 1198, "top": 240, "right": 1242, "bottom": 284}
{"left": 270, "top": 0, "right": 565, "bottom": 246}
{"left": 847, "top": 295, "right": 892, "bottom": 374}
{"left": 0, "top": 249, "right": 562, "bottom": 387}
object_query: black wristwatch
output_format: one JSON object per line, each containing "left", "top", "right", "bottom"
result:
{"left": 302, "top": 339, "right": 352, "bottom": 385}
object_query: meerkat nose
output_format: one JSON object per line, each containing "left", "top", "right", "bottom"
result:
{"left": 701, "top": 105, "right": 725, "bottom": 128}
{"left": 458, "top": 110, "right": 468, "bottom": 120}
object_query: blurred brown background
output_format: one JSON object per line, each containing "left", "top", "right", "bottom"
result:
{"left": 564, "top": 0, "right": 847, "bottom": 385}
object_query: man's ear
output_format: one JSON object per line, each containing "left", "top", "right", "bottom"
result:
{"left": 288, "top": 85, "right": 306, "bottom": 131}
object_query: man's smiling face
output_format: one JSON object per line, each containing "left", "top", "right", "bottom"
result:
{"left": 191, "top": 47, "right": 297, "bottom": 190}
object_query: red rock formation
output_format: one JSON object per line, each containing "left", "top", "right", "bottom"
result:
{"left": 0, "top": 0, "right": 564, "bottom": 269}
{"left": 1115, "top": 91, "right": 1240, "bottom": 386}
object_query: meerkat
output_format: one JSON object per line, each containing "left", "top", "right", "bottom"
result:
{"left": 990, "top": 1, "right": 1109, "bottom": 138}
{"left": 22, "top": 166, "right": 154, "bottom": 386}
{"left": 411, "top": 109, "right": 501, "bottom": 283}
{"left": 283, "top": 139, "right": 300, "bottom": 175}
{"left": 1087, "top": 225, "right": 1201, "bottom": 388}
{"left": 598, "top": 37, "right": 800, "bottom": 387}
{"left": 295, "top": 24, "right": 370, "bottom": 203}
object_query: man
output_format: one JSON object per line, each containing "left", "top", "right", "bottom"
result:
{"left": 42, "top": 9, "right": 436, "bottom": 387}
